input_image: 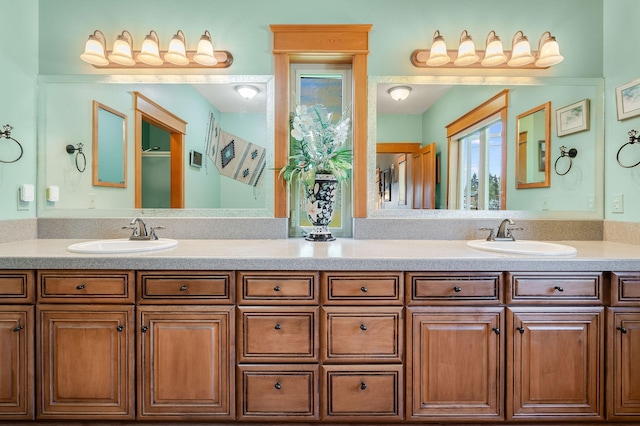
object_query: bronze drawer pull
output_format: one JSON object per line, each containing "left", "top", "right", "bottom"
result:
{"left": 492, "top": 327, "right": 500, "bottom": 335}
{"left": 453, "top": 286, "right": 462, "bottom": 292}
{"left": 617, "top": 326, "right": 628, "bottom": 334}
{"left": 274, "top": 285, "right": 281, "bottom": 292}
{"left": 116, "top": 325, "right": 124, "bottom": 332}
{"left": 76, "top": 284, "right": 86, "bottom": 290}
{"left": 275, "top": 324, "right": 281, "bottom": 330}
{"left": 360, "top": 382, "right": 367, "bottom": 390}
{"left": 274, "top": 382, "right": 282, "bottom": 390}
{"left": 554, "top": 286, "right": 564, "bottom": 292}
{"left": 141, "top": 325, "right": 149, "bottom": 333}
{"left": 516, "top": 326, "right": 525, "bottom": 334}
{"left": 12, "top": 324, "right": 24, "bottom": 332}
{"left": 360, "top": 324, "right": 367, "bottom": 331}
{"left": 361, "top": 286, "right": 368, "bottom": 293}
{"left": 179, "top": 285, "right": 188, "bottom": 291}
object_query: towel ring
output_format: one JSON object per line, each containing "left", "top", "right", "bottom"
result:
{"left": 554, "top": 146, "right": 578, "bottom": 176}
{"left": 616, "top": 129, "right": 640, "bottom": 168}
{"left": 66, "top": 143, "right": 86, "bottom": 172}
{"left": 0, "top": 124, "right": 24, "bottom": 164}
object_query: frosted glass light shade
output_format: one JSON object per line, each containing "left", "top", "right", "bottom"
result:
{"left": 236, "top": 85, "right": 259, "bottom": 100}
{"left": 164, "top": 30, "right": 189, "bottom": 65}
{"left": 508, "top": 31, "right": 534, "bottom": 66}
{"left": 481, "top": 31, "right": 507, "bottom": 66}
{"left": 426, "top": 30, "right": 450, "bottom": 66}
{"left": 137, "top": 31, "right": 163, "bottom": 66}
{"left": 388, "top": 86, "right": 412, "bottom": 101}
{"left": 80, "top": 31, "right": 108, "bottom": 66}
{"left": 193, "top": 31, "right": 217, "bottom": 66}
{"left": 454, "top": 30, "right": 479, "bottom": 66}
{"left": 108, "top": 31, "right": 135, "bottom": 66}
{"left": 535, "top": 33, "right": 564, "bottom": 67}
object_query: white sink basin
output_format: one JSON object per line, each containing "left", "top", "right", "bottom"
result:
{"left": 68, "top": 238, "right": 178, "bottom": 254}
{"left": 467, "top": 240, "right": 577, "bottom": 256}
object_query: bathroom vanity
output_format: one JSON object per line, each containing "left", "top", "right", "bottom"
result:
{"left": 1, "top": 238, "right": 639, "bottom": 424}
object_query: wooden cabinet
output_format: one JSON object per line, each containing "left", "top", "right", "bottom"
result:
{"left": 37, "top": 304, "right": 134, "bottom": 419}
{"left": 137, "top": 305, "right": 234, "bottom": 420}
{"left": 0, "top": 270, "right": 34, "bottom": 420}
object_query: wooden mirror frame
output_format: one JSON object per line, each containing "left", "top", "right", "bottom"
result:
{"left": 515, "top": 101, "right": 551, "bottom": 189}
{"left": 92, "top": 101, "right": 127, "bottom": 188}
{"left": 270, "top": 24, "right": 371, "bottom": 218}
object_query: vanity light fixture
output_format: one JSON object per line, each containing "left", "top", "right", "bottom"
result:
{"left": 80, "top": 29, "right": 233, "bottom": 68}
{"left": 235, "top": 85, "right": 259, "bottom": 100}
{"left": 387, "top": 86, "right": 412, "bottom": 101}
{"left": 411, "top": 29, "right": 563, "bottom": 69}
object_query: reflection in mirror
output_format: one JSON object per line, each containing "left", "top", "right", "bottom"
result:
{"left": 516, "top": 102, "right": 551, "bottom": 189}
{"left": 38, "top": 75, "right": 274, "bottom": 218}
{"left": 369, "top": 76, "right": 604, "bottom": 219}
{"left": 92, "top": 101, "right": 127, "bottom": 188}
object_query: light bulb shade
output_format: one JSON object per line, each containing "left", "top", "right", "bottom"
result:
{"left": 108, "top": 31, "right": 135, "bottom": 66}
{"left": 193, "top": 30, "right": 217, "bottom": 66}
{"left": 481, "top": 31, "right": 507, "bottom": 66}
{"left": 164, "top": 30, "right": 189, "bottom": 65}
{"left": 508, "top": 31, "right": 534, "bottom": 66}
{"left": 426, "top": 30, "right": 450, "bottom": 66}
{"left": 236, "top": 85, "right": 259, "bottom": 100}
{"left": 388, "top": 86, "right": 412, "bottom": 101}
{"left": 80, "top": 30, "right": 109, "bottom": 66}
{"left": 137, "top": 31, "right": 163, "bottom": 65}
{"left": 535, "top": 32, "right": 564, "bottom": 67}
{"left": 454, "top": 30, "right": 479, "bottom": 66}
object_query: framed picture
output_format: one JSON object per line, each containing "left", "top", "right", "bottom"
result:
{"left": 189, "top": 150, "right": 203, "bottom": 168}
{"left": 616, "top": 78, "right": 640, "bottom": 120}
{"left": 538, "top": 140, "right": 546, "bottom": 172}
{"left": 556, "top": 99, "right": 590, "bottom": 136}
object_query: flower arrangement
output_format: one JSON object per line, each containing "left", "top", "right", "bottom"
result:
{"left": 279, "top": 104, "right": 352, "bottom": 188}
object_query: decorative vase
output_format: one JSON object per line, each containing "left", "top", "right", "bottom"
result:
{"left": 304, "top": 173, "right": 338, "bottom": 241}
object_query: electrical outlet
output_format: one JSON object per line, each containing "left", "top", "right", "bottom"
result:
{"left": 88, "top": 193, "right": 96, "bottom": 209}
{"left": 542, "top": 197, "right": 550, "bottom": 211}
{"left": 587, "top": 196, "right": 595, "bottom": 210}
{"left": 612, "top": 194, "right": 624, "bottom": 213}
{"left": 16, "top": 189, "right": 29, "bottom": 211}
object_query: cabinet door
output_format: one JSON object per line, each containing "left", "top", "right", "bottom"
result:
{"left": 508, "top": 307, "right": 604, "bottom": 420}
{"left": 0, "top": 306, "right": 33, "bottom": 420}
{"left": 407, "top": 307, "right": 504, "bottom": 421}
{"left": 37, "top": 305, "right": 134, "bottom": 419}
{"left": 138, "top": 306, "right": 234, "bottom": 420}
{"left": 607, "top": 308, "right": 640, "bottom": 420}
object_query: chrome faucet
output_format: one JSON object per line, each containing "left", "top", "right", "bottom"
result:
{"left": 123, "top": 218, "right": 164, "bottom": 240}
{"left": 480, "top": 219, "right": 522, "bottom": 241}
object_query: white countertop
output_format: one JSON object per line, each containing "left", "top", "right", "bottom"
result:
{"left": 2, "top": 238, "right": 640, "bottom": 272}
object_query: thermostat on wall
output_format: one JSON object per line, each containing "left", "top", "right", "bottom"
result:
{"left": 189, "top": 150, "right": 203, "bottom": 168}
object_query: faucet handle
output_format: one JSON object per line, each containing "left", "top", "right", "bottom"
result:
{"left": 122, "top": 225, "right": 139, "bottom": 237}
{"left": 479, "top": 227, "right": 495, "bottom": 241}
{"left": 149, "top": 226, "right": 165, "bottom": 240}
{"left": 506, "top": 226, "right": 523, "bottom": 239}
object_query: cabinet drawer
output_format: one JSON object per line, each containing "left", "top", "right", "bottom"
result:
{"left": 506, "top": 272, "right": 604, "bottom": 304}
{"left": 238, "top": 307, "right": 318, "bottom": 362}
{"left": 322, "top": 364, "right": 403, "bottom": 421}
{"left": 407, "top": 272, "right": 502, "bottom": 304}
{"left": 138, "top": 271, "right": 233, "bottom": 304}
{"left": 611, "top": 272, "right": 640, "bottom": 305}
{"left": 238, "top": 271, "right": 318, "bottom": 305}
{"left": 321, "top": 272, "right": 403, "bottom": 305}
{"left": 0, "top": 270, "right": 34, "bottom": 303}
{"left": 38, "top": 270, "right": 134, "bottom": 303}
{"left": 322, "top": 307, "right": 403, "bottom": 363}
{"left": 238, "top": 364, "right": 318, "bottom": 421}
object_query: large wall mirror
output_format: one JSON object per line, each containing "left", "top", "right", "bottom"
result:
{"left": 37, "top": 75, "right": 274, "bottom": 218}
{"left": 369, "top": 76, "right": 604, "bottom": 219}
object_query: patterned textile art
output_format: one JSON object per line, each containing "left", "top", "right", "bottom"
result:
{"left": 206, "top": 114, "right": 266, "bottom": 188}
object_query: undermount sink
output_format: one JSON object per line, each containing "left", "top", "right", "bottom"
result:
{"left": 67, "top": 238, "right": 178, "bottom": 254}
{"left": 467, "top": 239, "right": 577, "bottom": 256}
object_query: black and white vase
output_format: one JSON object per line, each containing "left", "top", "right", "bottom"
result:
{"left": 304, "top": 173, "right": 338, "bottom": 241}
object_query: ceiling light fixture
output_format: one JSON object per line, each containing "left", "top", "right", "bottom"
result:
{"left": 387, "top": 86, "right": 412, "bottom": 101}
{"left": 235, "top": 85, "right": 259, "bottom": 100}
{"left": 411, "top": 29, "right": 563, "bottom": 69}
{"left": 80, "top": 29, "right": 233, "bottom": 68}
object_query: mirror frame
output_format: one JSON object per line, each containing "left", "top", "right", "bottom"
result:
{"left": 92, "top": 100, "right": 127, "bottom": 188}
{"left": 515, "top": 101, "right": 551, "bottom": 189}
{"left": 368, "top": 75, "right": 605, "bottom": 220}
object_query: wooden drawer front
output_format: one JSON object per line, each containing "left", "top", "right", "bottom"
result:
{"left": 238, "top": 364, "right": 319, "bottom": 420}
{"left": 322, "top": 307, "right": 403, "bottom": 363}
{"left": 408, "top": 272, "right": 502, "bottom": 304}
{"left": 612, "top": 273, "right": 640, "bottom": 305}
{"left": 322, "top": 365, "right": 403, "bottom": 421}
{"left": 238, "top": 307, "right": 318, "bottom": 363}
{"left": 38, "top": 270, "right": 134, "bottom": 303}
{"left": 238, "top": 272, "right": 318, "bottom": 305}
{"left": 138, "top": 271, "right": 232, "bottom": 304}
{"left": 322, "top": 272, "right": 403, "bottom": 305}
{"left": 507, "top": 272, "right": 603, "bottom": 304}
{"left": 0, "top": 270, "right": 34, "bottom": 303}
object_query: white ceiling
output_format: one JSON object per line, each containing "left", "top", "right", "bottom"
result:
{"left": 376, "top": 83, "right": 452, "bottom": 115}
{"left": 192, "top": 82, "right": 267, "bottom": 113}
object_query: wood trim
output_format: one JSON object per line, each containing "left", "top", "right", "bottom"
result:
{"left": 515, "top": 101, "right": 551, "bottom": 189}
{"left": 169, "top": 133, "right": 184, "bottom": 208}
{"left": 270, "top": 24, "right": 371, "bottom": 219}
{"left": 92, "top": 100, "right": 127, "bottom": 188}
{"left": 446, "top": 89, "right": 509, "bottom": 138}
{"left": 376, "top": 143, "right": 421, "bottom": 154}
{"left": 134, "top": 92, "right": 187, "bottom": 134}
